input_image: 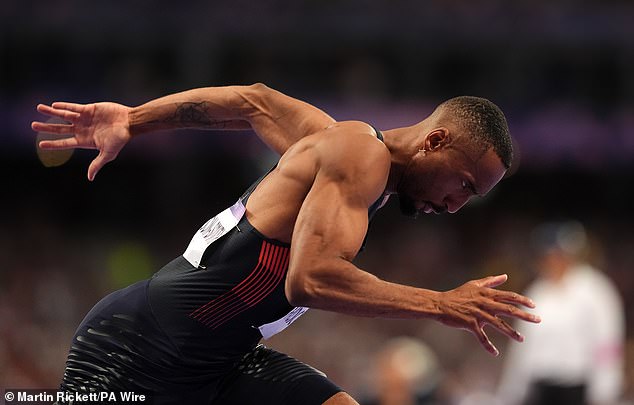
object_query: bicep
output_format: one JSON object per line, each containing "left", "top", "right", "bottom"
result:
{"left": 293, "top": 175, "right": 369, "bottom": 261}
{"left": 283, "top": 128, "right": 390, "bottom": 304}
{"left": 287, "top": 172, "right": 371, "bottom": 297}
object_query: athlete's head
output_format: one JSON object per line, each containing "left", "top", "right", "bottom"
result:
{"left": 397, "top": 96, "right": 512, "bottom": 217}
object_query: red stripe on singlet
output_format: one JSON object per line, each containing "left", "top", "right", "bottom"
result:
{"left": 189, "top": 242, "right": 270, "bottom": 319}
{"left": 203, "top": 243, "right": 288, "bottom": 329}
{"left": 190, "top": 242, "right": 272, "bottom": 321}
{"left": 203, "top": 244, "right": 281, "bottom": 328}
{"left": 242, "top": 247, "right": 288, "bottom": 305}
{"left": 189, "top": 240, "right": 290, "bottom": 329}
{"left": 209, "top": 244, "right": 289, "bottom": 328}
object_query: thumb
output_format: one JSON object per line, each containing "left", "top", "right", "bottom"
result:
{"left": 475, "top": 274, "right": 508, "bottom": 288}
{"left": 87, "top": 152, "right": 109, "bottom": 181}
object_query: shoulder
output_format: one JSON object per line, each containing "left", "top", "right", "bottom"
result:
{"left": 316, "top": 121, "right": 390, "bottom": 171}
{"left": 573, "top": 265, "right": 620, "bottom": 296}
{"left": 312, "top": 121, "right": 391, "bottom": 204}
{"left": 278, "top": 120, "right": 391, "bottom": 205}
{"left": 285, "top": 120, "right": 390, "bottom": 175}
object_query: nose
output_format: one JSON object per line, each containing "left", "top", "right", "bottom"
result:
{"left": 445, "top": 195, "right": 471, "bottom": 213}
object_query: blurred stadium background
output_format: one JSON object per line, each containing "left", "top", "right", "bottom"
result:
{"left": 2, "top": 0, "right": 634, "bottom": 403}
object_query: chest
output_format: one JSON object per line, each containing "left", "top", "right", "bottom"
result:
{"left": 245, "top": 158, "right": 316, "bottom": 243}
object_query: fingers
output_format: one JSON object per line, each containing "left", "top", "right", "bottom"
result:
{"left": 494, "top": 290, "right": 537, "bottom": 310}
{"left": 37, "top": 104, "right": 81, "bottom": 122}
{"left": 471, "top": 324, "right": 499, "bottom": 356}
{"left": 478, "top": 310, "right": 525, "bottom": 342}
{"left": 474, "top": 274, "right": 508, "bottom": 289}
{"left": 51, "top": 102, "right": 87, "bottom": 113}
{"left": 38, "top": 137, "right": 80, "bottom": 150}
{"left": 479, "top": 287, "right": 540, "bottom": 323}
{"left": 31, "top": 121, "right": 75, "bottom": 136}
{"left": 472, "top": 275, "right": 537, "bottom": 309}
{"left": 486, "top": 301, "right": 541, "bottom": 323}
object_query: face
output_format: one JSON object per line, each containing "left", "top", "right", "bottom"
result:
{"left": 397, "top": 132, "right": 506, "bottom": 217}
{"left": 536, "top": 249, "right": 570, "bottom": 281}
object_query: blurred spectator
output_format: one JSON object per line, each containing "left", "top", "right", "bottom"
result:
{"left": 363, "top": 337, "right": 441, "bottom": 405}
{"left": 498, "top": 221, "right": 625, "bottom": 405}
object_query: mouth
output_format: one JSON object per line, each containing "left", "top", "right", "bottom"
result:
{"left": 423, "top": 202, "right": 447, "bottom": 215}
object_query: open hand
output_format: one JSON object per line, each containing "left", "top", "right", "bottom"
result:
{"left": 32, "top": 102, "right": 132, "bottom": 181}
{"left": 435, "top": 274, "right": 540, "bottom": 356}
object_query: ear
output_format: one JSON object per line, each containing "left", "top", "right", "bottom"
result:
{"left": 423, "top": 128, "right": 450, "bottom": 152}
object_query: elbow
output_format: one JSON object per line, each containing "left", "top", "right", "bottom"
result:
{"left": 247, "top": 82, "right": 272, "bottom": 98}
{"left": 285, "top": 271, "right": 322, "bottom": 308}
{"left": 228, "top": 83, "right": 272, "bottom": 108}
{"left": 238, "top": 83, "right": 274, "bottom": 118}
{"left": 250, "top": 82, "right": 270, "bottom": 91}
{"left": 286, "top": 255, "right": 353, "bottom": 308}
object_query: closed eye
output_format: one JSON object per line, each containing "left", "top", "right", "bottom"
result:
{"left": 462, "top": 179, "right": 478, "bottom": 195}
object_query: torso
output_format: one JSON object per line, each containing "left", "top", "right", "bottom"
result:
{"left": 61, "top": 121, "right": 391, "bottom": 396}
{"left": 144, "top": 122, "right": 388, "bottom": 376}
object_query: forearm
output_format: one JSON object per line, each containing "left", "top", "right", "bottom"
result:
{"left": 128, "top": 85, "right": 256, "bottom": 136}
{"left": 287, "top": 258, "right": 443, "bottom": 319}
{"left": 128, "top": 83, "right": 335, "bottom": 153}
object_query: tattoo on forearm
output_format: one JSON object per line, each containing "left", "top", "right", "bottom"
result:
{"left": 155, "top": 102, "right": 234, "bottom": 129}
{"left": 138, "top": 101, "right": 250, "bottom": 132}
{"left": 172, "top": 102, "right": 216, "bottom": 126}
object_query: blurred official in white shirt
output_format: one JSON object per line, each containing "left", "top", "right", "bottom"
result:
{"left": 498, "top": 221, "right": 625, "bottom": 405}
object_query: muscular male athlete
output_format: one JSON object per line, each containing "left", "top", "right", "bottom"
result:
{"left": 32, "top": 84, "right": 540, "bottom": 404}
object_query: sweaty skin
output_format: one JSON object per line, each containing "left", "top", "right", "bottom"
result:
{"left": 33, "top": 83, "right": 540, "bottom": 405}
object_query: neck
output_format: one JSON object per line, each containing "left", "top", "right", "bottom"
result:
{"left": 381, "top": 123, "right": 425, "bottom": 194}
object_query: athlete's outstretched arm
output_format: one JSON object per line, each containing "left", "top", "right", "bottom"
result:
{"left": 32, "top": 84, "right": 335, "bottom": 180}
{"left": 126, "top": 84, "right": 335, "bottom": 150}
{"left": 285, "top": 130, "right": 541, "bottom": 356}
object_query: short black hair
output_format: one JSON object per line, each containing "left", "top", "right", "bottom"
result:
{"left": 438, "top": 96, "right": 513, "bottom": 169}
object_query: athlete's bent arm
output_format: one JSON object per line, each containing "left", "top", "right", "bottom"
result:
{"left": 286, "top": 132, "right": 540, "bottom": 356}
{"left": 31, "top": 84, "right": 334, "bottom": 180}
{"left": 127, "top": 84, "right": 335, "bottom": 151}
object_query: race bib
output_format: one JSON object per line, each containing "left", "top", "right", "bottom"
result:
{"left": 183, "top": 200, "right": 246, "bottom": 268}
{"left": 257, "top": 306, "right": 310, "bottom": 339}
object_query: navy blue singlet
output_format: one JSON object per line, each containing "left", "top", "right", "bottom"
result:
{"left": 58, "top": 128, "right": 388, "bottom": 404}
